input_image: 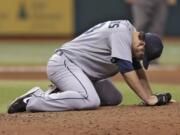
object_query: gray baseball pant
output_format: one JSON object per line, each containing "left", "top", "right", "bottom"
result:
{"left": 26, "top": 52, "right": 122, "bottom": 112}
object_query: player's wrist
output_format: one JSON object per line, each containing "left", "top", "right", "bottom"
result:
{"left": 146, "top": 95, "right": 158, "bottom": 105}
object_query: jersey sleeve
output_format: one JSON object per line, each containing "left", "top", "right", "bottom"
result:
{"left": 109, "top": 30, "right": 132, "bottom": 62}
{"left": 116, "top": 58, "right": 134, "bottom": 73}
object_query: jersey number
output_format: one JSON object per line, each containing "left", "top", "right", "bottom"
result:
{"left": 84, "top": 21, "right": 121, "bottom": 34}
{"left": 108, "top": 21, "right": 120, "bottom": 28}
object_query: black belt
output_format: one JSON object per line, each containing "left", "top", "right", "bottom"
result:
{"left": 55, "top": 49, "right": 63, "bottom": 56}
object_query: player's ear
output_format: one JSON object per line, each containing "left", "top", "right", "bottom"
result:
{"left": 138, "top": 31, "right": 145, "bottom": 41}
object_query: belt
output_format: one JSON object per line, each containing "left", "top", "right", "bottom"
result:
{"left": 55, "top": 49, "right": 63, "bottom": 56}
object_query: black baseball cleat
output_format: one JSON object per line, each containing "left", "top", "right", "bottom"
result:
{"left": 7, "top": 87, "right": 40, "bottom": 114}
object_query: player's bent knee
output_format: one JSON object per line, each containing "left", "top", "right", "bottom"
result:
{"left": 112, "top": 92, "right": 123, "bottom": 105}
{"left": 101, "top": 91, "right": 123, "bottom": 106}
{"left": 114, "top": 91, "right": 123, "bottom": 105}
{"left": 80, "top": 97, "right": 100, "bottom": 110}
{"left": 91, "top": 97, "right": 101, "bottom": 108}
{"left": 113, "top": 95, "right": 122, "bottom": 105}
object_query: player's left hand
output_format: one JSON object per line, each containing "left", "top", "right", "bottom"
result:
{"left": 139, "top": 92, "right": 175, "bottom": 106}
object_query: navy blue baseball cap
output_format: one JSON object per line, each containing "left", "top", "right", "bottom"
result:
{"left": 142, "top": 33, "right": 164, "bottom": 69}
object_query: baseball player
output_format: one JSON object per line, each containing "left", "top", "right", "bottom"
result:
{"left": 8, "top": 20, "right": 172, "bottom": 113}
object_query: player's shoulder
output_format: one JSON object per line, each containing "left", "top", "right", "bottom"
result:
{"left": 106, "top": 20, "right": 134, "bottom": 32}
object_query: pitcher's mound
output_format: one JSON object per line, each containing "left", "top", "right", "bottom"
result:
{"left": 0, "top": 103, "right": 180, "bottom": 135}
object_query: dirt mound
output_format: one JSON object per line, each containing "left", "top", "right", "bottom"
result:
{"left": 0, "top": 103, "right": 180, "bottom": 135}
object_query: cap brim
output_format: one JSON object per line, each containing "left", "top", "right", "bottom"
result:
{"left": 143, "top": 53, "right": 149, "bottom": 70}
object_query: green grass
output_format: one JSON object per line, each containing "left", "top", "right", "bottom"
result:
{"left": 0, "top": 41, "right": 62, "bottom": 66}
{"left": 160, "top": 42, "right": 180, "bottom": 66}
{"left": 0, "top": 41, "right": 179, "bottom": 66}
{"left": 0, "top": 80, "right": 180, "bottom": 113}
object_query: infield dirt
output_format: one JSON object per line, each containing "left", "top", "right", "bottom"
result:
{"left": 0, "top": 102, "right": 180, "bottom": 135}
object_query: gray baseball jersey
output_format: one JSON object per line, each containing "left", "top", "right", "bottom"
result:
{"left": 60, "top": 20, "right": 135, "bottom": 80}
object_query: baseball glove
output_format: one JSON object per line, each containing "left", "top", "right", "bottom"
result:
{"left": 139, "top": 92, "right": 172, "bottom": 106}
{"left": 154, "top": 92, "right": 172, "bottom": 106}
